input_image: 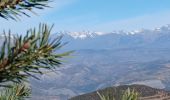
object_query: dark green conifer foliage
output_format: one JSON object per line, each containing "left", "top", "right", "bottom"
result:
{"left": 0, "top": 0, "right": 72, "bottom": 99}
{"left": 0, "top": 24, "right": 72, "bottom": 86}
{"left": 0, "top": 0, "right": 49, "bottom": 20}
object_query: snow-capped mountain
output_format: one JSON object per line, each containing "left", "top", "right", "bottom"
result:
{"left": 56, "top": 24, "right": 170, "bottom": 50}
{"left": 0, "top": 34, "right": 14, "bottom": 47}
{"left": 61, "top": 24, "right": 170, "bottom": 39}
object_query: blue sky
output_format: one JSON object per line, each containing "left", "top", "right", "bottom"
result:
{"left": 1, "top": 0, "right": 170, "bottom": 34}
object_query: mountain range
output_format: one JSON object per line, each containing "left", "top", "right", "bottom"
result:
{"left": 1, "top": 25, "right": 170, "bottom": 100}
{"left": 59, "top": 24, "right": 170, "bottom": 50}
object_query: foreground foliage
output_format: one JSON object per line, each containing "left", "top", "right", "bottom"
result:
{"left": 0, "top": 0, "right": 49, "bottom": 20}
{"left": 122, "top": 88, "right": 139, "bottom": 100}
{"left": 0, "top": 83, "right": 31, "bottom": 100}
{"left": 97, "top": 88, "right": 139, "bottom": 100}
{"left": 0, "top": 0, "right": 71, "bottom": 100}
{"left": 0, "top": 24, "right": 72, "bottom": 87}
{"left": 97, "top": 91, "right": 115, "bottom": 100}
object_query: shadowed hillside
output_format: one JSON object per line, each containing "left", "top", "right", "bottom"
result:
{"left": 69, "top": 85, "right": 170, "bottom": 100}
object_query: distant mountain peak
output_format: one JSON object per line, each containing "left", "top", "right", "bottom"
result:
{"left": 61, "top": 24, "right": 170, "bottom": 39}
{"left": 64, "top": 31, "right": 106, "bottom": 39}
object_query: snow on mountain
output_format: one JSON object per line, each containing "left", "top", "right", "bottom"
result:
{"left": 0, "top": 34, "right": 15, "bottom": 47}
{"left": 61, "top": 24, "right": 170, "bottom": 39}
{"left": 64, "top": 31, "right": 105, "bottom": 39}
{"left": 55, "top": 24, "right": 170, "bottom": 50}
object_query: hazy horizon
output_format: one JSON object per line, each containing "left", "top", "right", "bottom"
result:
{"left": 1, "top": 0, "right": 170, "bottom": 34}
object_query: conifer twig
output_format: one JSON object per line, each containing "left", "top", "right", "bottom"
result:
{"left": 0, "top": 23, "right": 73, "bottom": 87}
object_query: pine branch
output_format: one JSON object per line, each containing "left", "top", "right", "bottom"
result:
{"left": 0, "top": 23, "right": 73, "bottom": 86}
{"left": 0, "top": 0, "right": 50, "bottom": 20}
{"left": 0, "top": 83, "right": 31, "bottom": 100}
